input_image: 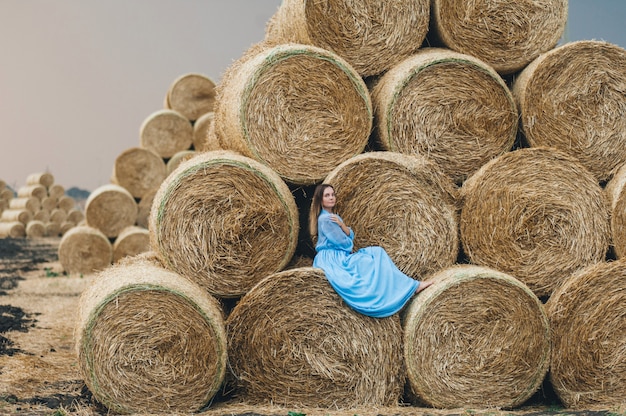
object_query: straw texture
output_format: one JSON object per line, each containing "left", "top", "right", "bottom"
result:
{"left": 165, "top": 73, "right": 217, "bottom": 121}
{"left": 112, "top": 225, "right": 150, "bottom": 263}
{"left": 513, "top": 40, "right": 626, "bottom": 182}
{"left": 403, "top": 264, "right": 551, "bottom": 409}
{"left": 111, "top": 147, "right": 167, "bottom": 199}
{"left": 214, "top": 43, "right": 372, "bottom": 185}
{"left": 75, "top": 253, "right": 227, "bottom": 414}
{"left": 226, "top": 267, "right": 404, "bottom": 408}
{"left": 546, "top": 260, "right": 626, "bottom": 408}
{"left": 48, "top": 183, "right": 65, "bottom": 199}
{"left": 17, "top": 184, "right": 46, "bottom": 200}
{"left": 58, "top": 225, "right": 112, "bottom": 275}
{"left": 264, "top": 0, "right": 430, "bottom": 77}
{"left": 0, "top": 221, "right": 25, "bottom": 238}
{"left": 25, "top": 220, "right": 46, "bottom": 238}
{"left": 150, "top": 150, "right": 299, "bottom": 297}
{"left": 9, "top": 196, "right": 40, "bottom": 213}
{"left": 1, "top": 209, "right": 32, "bottom": 225}
{"left": 606, "top": 163, "right": 626, "bottom": 258}
{"left": 136, "top": 187, "right": 157, "bottom": 229}
{"left": 321, "top": 152, "right": 459, "bottom": 278}
{"left": 460, "top": 147, "right": 610, "bottom": 298}
{"left": 372, "top": 48, "right": 517, "bottom": 184}
{"left": 26, "top": 172, "right": 54, "bottom": 188}
{"left": 431, "top": 0, "right": 568, "bottom": 74}
{"left": 139, "top": 109, "right": 193, "bottom": 159}
{"left": 85, "top": 184, "right": 138, "bottom": 238}
{"left": 166, "top": 150, "right": 196, "bottom": 175}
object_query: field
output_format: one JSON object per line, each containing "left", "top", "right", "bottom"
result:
{"left": 0, "top": 237, "right": 623, "bottom": 416}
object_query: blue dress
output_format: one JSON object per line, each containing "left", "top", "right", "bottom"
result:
{"left": 313, "top": 209, "right": 420, "bottom": 318}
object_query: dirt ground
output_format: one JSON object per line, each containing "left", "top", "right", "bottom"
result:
{"left": 0, "top": 238, "right": 623, "bottom": 416}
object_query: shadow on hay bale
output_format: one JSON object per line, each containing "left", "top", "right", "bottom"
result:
{"left": 75, "top": 253, "right": 227, "bottom": 414}
{"left": 546, "top": 260, "right": 626, "bottom": 409}
{"left": 321, "top": 151, "right": 459, "bottom": 279}
{"left": 149, "top": 150, "right": 299, "bottom": 298}
{"left": 403, "top": 264, "right": 551, "bottom": 409}
{"left": 225, "top": 267, "right": 405, "bottom": 408}
{"left": 605, "top": 163, "right": 626, "bottom": 259}
{"left": 460, "top": 147, "right": 610, "bottom": 298}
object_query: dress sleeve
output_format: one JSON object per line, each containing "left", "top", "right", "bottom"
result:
{"left": 318, "top": 215, "right": 354, "bottom": 251}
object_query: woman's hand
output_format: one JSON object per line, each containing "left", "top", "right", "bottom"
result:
{"left": 330, "top": 214, "right": 351, "bottom": 236}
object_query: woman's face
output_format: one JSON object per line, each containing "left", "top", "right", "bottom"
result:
{"left": 321, "top": 187, "right": 336, "bottom": 211}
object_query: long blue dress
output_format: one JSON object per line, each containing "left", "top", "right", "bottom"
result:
{"left": 312, "top": 209, "right": 420, "bottom": 318}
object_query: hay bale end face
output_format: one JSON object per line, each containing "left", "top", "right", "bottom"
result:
{"left": 0, "top": 221, "right": 25, "bottom": 238}
{"left": 215, "top": 43, "right": 372, "bottom": 185}
{"left": 17, "top": 184, "right": 47, "bottom": 200}
{"left": 546, "top": 260, "right": 626, "bottom": 408}
{"left": 58, "top": 225, "right": 112, "bottom": 275}
{"left": 85, "top": 184, "right": 138, "bottom": 238}
{"left": 150, "top": 150, "right": 299, "bottom": 297}
{"left": 165, "top": 73, "right": 217, "bottom": 122}
{"left": 513, "top": 40, "right": 626, "bottom": 182}
{"left": 372, "top": 48, "right": 518, "bottom": 184}
{"left": 111, "top": 147, "right": 167, "bottom": 199}
{"left": 321, "top": 151, "right": 459, "bottom": 279}
{"left": 75, "top": 253, "right": 227, "bottom": 414}
{"left": 403, "top": 264, "right": 551, "bottom": 409}
{"left": 192, "top": 111, "right": 219, "bottom": 152}
{"left": 26, "top": 220, "right": 46, "bottom": 238}
{"left": 431, "top": 0, "right": 568, "bottom": 74}
{"left": 139, "top": 109, "right": 193, "bottom": 159}
{"left": 112, "top": 225, "right": 150, "bottom": 263}
{"left": 26, "top": 172, "right": 54, "bottom": 188}
{"left": 226, "top": 267, "right": 404, "bottom": 408}
{"left": 606, "top": 163, "right": 626, "bottom": 258}
{"left": 460, "top": 147, "right": 610, "bottom": 298}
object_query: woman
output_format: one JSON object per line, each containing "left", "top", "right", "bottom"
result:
{"left": 309, "top": 183, "right": 433, "bottom": 318}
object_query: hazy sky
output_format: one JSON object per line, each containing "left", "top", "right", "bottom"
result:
{"left": 1, "top": 0, "right": 624, "bottom": 192}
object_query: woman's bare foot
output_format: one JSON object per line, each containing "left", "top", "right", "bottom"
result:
{"left": 416, "top": 279, "right": 434, "bottom": 294}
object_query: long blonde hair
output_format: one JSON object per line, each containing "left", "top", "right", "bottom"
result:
{"left": 308, "top": 183, "right": 334, "bottom": 238}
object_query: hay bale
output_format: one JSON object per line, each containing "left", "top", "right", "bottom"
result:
{"left": 0, "top": 221, "right": 25, "bottom": 238}
{"left": 112, "top": 225, "right": 150, "bottom": 263}
{"left": 111, "top": 147, "right": 167, "bottom": 199}
{"left": 150, "top": 150, "right": 299, "bottom": 297}
{"left": 164, "top": 73, "right": 217, "bottom": 122}
{"left": 214, "top": 43, "right": 372, "bottom": 185}
{"left": 192, "top": 111, "right": 220, "bottom": 152}
{"left": 58, "top": 225, "right": 112, "bottom": 275}
{"left": 49, "top": 208, "right": 67, "bottom": 224}
{"left": 57, "top": 195, "right": 76, "bottom": 212}
{"left": 45, "top": 222, "right": 60, "bottom": 237}
{"left": 139, "top": 109, "right": 193, "bottom": 159}
{"left": 460, "top": 147, "right": 610, "bottom": 298}
{"left": 404, "top": 264, "right": 550, "bottom": 409}
{"left": 166, "top": 150, "right": 196, "bottom": 175}
{"left": 136, "top": 187, "right": 157, "bottom": 229}
{"left": 33, "top": 209, "right": 50, "bottom": 223}
{"left": 25, "top": 220, "right": 46, "bottom": 238}
{"left": 1, "top": 209, "right": 32, "bottom": 225}
{"left": 47, "top": 183, "right": 65, "bottom": 199}
{"left": 546, "top": 260, "right": 626, "bottom": 408}
{"left": 0, "top": 188, "right": 13, "bottom": 201}
{"left": 512, "top": 40, "right": 626, "bottom": 182}
{"left": 9, "top": 196, "right": 41, "bottom": 213}
{"left": 66, "top": 208, "right": 85, "bottom": 224}
{"left": 226, "top": 266, "right": 404, "bottom": 407}
{"left": 431, "top": 0, "right": 567, "bottom": 74}
{"left": 17, "top": 184, "right": 46, "bottom": 200}
{"left": 605, "top": 163, "right": 626, "bottom": 258}
{"left": 321, "top": 151, "right": 459, "bottom": 278}
{"left": 85, "top": 184, "right": 138, "bottom": 238}
{"left": 75, "top": 253, "right": 227, "bottom": 414}
{"left": 59, "top": 221, "right": 76, "bottom": 236}
{"left": 264, "top": 0, "right": 430, "bottom": 77}
{"left": 371, "top": 47, "right": 518, "bottom": 184}
{"left": 40, "top": 196, "right": 58, "bottom": 211}
{"left": 26, "top": 172, "right": 54, "bottom": 188}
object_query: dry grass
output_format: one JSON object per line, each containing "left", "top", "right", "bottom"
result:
{"left": 165, "top": 72, "right": 217, "bottom": 122}
{"left": 58, "top": 225, "right": 112, "bottom": 275}
{"left": 139, "top": 108, "right": 193, "bottom": 159}
{"left": 111, "top": 146, "right": 167, "bottom": 199}
{"left": 84, "top": 184, "right": 138, "bottom": 238}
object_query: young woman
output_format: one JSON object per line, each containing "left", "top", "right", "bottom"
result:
{"left": 309, "top": 183, "right": 433, "bottom": 318}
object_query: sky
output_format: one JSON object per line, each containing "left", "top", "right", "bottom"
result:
{"left": 0, "top": 0, "right": 625, "bottom": 192}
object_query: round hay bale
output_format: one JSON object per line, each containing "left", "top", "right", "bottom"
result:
{"left": 165, "top": 73, "right": 217, "bottom": 122}
{"left": 111, "top": 147, "right": 167, "bottom": 199}
{"left": 0, "top": 187, "right": 14, "bottom": 201}
{"left": 512, "top": 41, "right": 626, "bottom": 182}
{"left": 17, "top": 184, "right": 46, "bottom": 200}
{"left": 546, "top": 260, "right": 626, "bottom": 408}
{"left": 192, "top": 111, "right": 220, "bottom": 152}
{"left": 112, "top": 225, "right": 150, "bottom": 263}
{"left": 166, "top": 150, "right": 196, "bottom": 175}
{"left": 371, "top": 48, "right": 517, "bottom": 184}
{"left": 606, "top": 163, "right": 626, "bottom": 258}
{"left": 25, "top": 220, "right": 46, "bottom": 238}
{"left": 404, "top": 264, "right": 551, "bottom": 409}
{"left": 1, "top": 208, "right": 32, "bottom": 225}
{"left": 58, "top": 225, "right": 112, "bottom": 275}
{"left": 26, "top": 172, "right": 54, "bottom": 188}
{"left": 47, "top": 183, "right": 65, "bottom": 199}
{"left": 66, "top": 208, "right": 85, "bottom": 224}
{"left": 226, "top": 266, "right": 404, "bottom": 407}
{"left": 139, "top": 109, "right": 193, "bottom": 159}
{"left": 45, "top": 221, "right": 60, "bottom": 237}
{"left": 150, "top": 150, "right": 299, "bottom": 297}
{"left": 40, "top": 196, "right": 58, "bottom": 211}
{"left": 85, "top": 184, "right": 138, "bottom": 238}
{"left": 0, "top": 179, "right": 5, "bottom": 190}
{"left": 460, "top": 147, "right": 610, "bottom": 298}
{"left": 75, "top": 253, "right": 227, "bottom": 414}
{"left": 9, "top": 196, "right": 40, "bottom": 213}
{"left": 0, "top": 199, "right": 7, "bottom": 212}
{"left": 214, "top": 43, "right": 372, "bottom": 185}
{"left": 59, "top": 221, "right": 75, "bottom": 236}
{"left": 320, "top": 151, "right": 459, "bottom": 278}
{"left": 264, "top": 0, "right": 430, "bottom": 77}
{"left": 49, "top": 208, "right": 67, "bottom": 224}
{"left": 431, "top": 0, "right": 567, "bottom": 74}
{"left": 33, "top": 209, "right": 50, "bottom": 223}
{"left": 136, "top": 187, "right": 157, "bottom": 229}
{"left": 0, "top": 221, "right": 25, "bottom": 238}
{"left": 57, "top": 195, "right": 77, "bottom": 212}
